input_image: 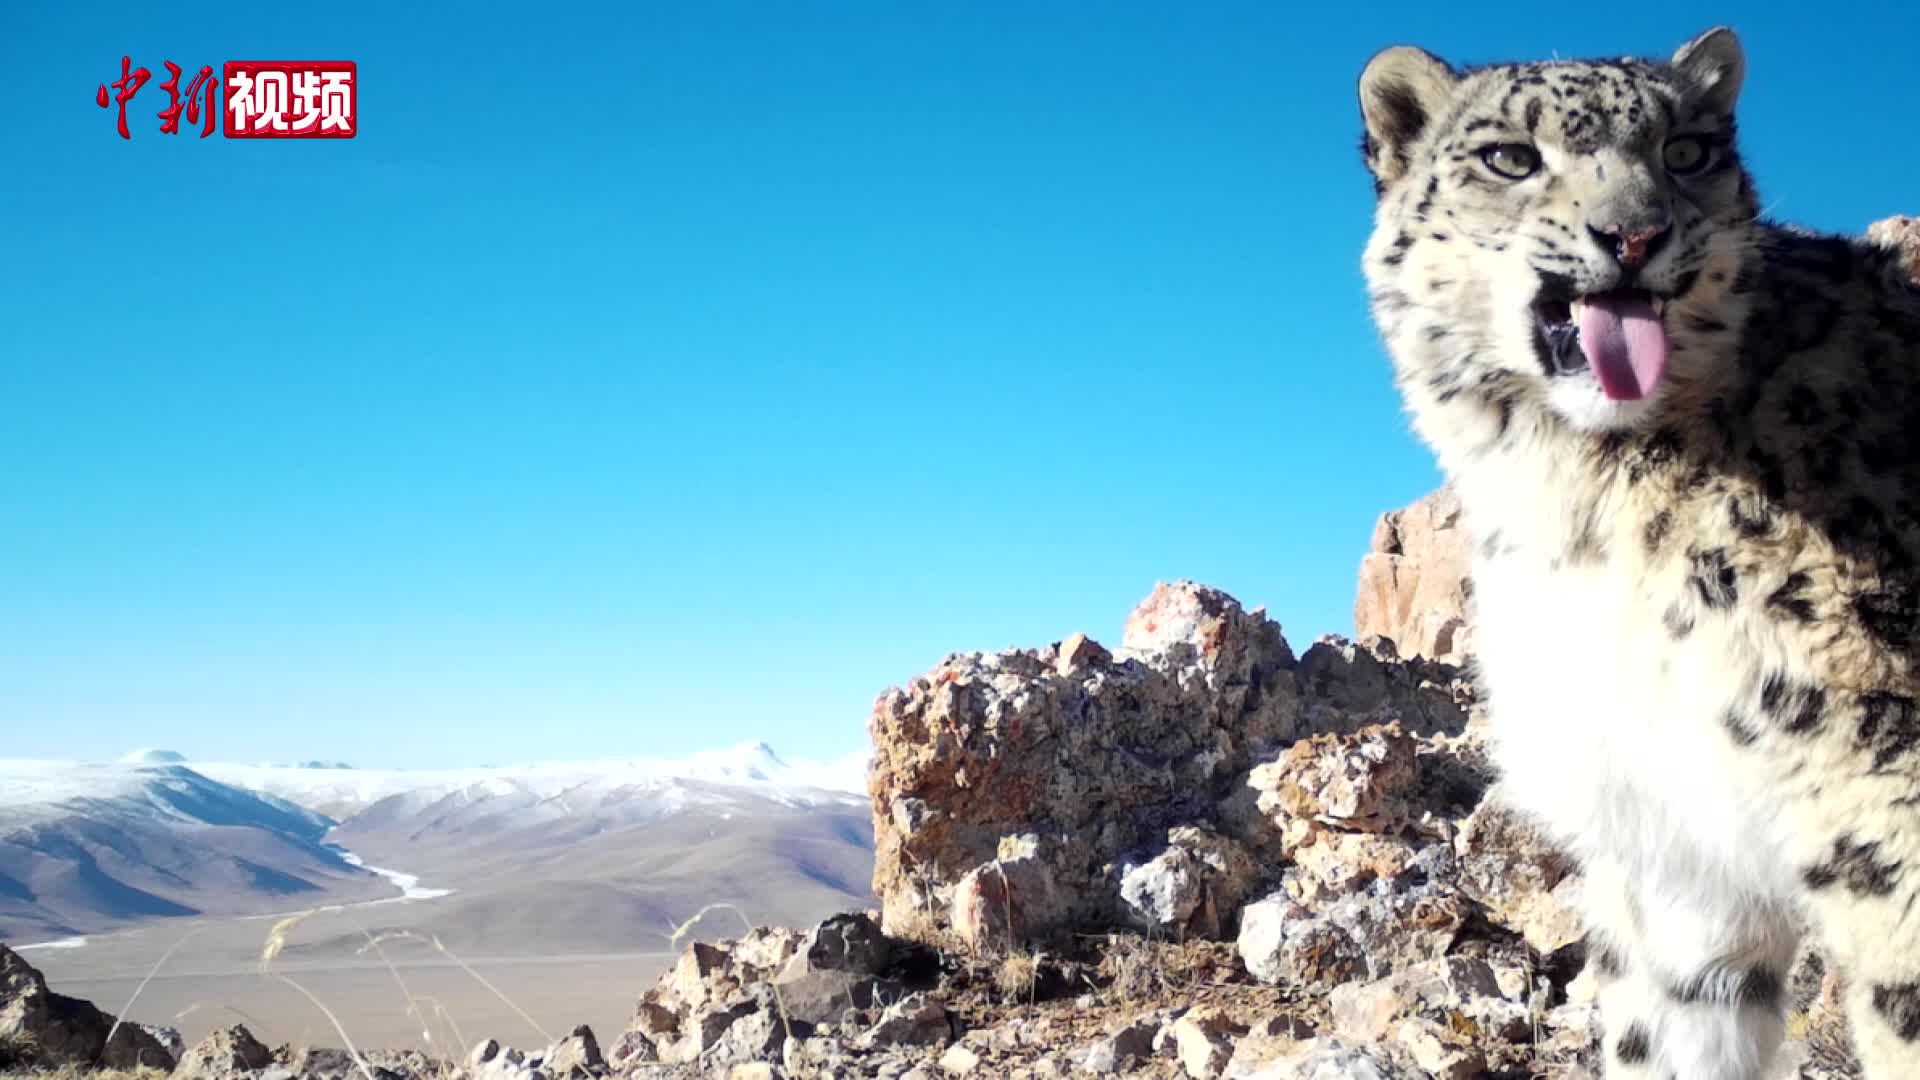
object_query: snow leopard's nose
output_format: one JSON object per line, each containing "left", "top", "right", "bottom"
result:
{"left": 1588, "top": 218, "right": 1673, "bottom": 271}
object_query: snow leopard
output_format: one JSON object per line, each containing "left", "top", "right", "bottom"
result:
{"left": 1356, "top": 26, "right": 1920, "bottom": 1079}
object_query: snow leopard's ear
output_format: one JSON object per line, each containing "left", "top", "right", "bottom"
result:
{"left": 1357, "top": 46, "right": 1458, "bottom": 195}
{"left": 1671, "top": 27, "right": 1744, "bottom": 117}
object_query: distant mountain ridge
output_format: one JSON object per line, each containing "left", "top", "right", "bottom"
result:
{"left": 0, "top": 741, "right": 875, "bottom": 947}
{"left": 0, "top": 761, "right": 392, "bottom": 941}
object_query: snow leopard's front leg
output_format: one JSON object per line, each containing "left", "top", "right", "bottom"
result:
{"left": 1582, "top": 856, "right": 1801, "bottom": 1079}
{"left": 1798, "top": 813, "right": 1920, "bottom": 1077}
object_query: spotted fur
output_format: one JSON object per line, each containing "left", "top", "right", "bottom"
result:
{"left": 1357, "top": 26, "right": 1920, "bottom": 1078}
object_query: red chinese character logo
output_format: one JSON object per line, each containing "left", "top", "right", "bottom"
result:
{"left": 95, "top": 55, "right": 152, "bottom": 140}
{"left": 156, "top": 62, "right": 218, "bottom": 138}
{"left": 225, "top": 62, "right": 355, "bottom": 138}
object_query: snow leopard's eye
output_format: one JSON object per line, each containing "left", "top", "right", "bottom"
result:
{"left": 1663, "top": 135, "right": 1713, "bottom": 176}
{"left": 1479, "top": 143, "right": 1541, "bottom": 181}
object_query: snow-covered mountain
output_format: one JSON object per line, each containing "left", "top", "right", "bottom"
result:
{"left": 0, "top": 761, "right": 394, "bottom": 940}
{"left": 188, "top": 739, "right": 869, "bottom": 820}
{"left": 0, "top": 742, "right": 876, "bottom": 948}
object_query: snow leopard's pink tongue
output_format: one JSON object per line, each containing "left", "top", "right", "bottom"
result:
{"left": 1578, "top": 294, "right": 1668, "bottom": 401}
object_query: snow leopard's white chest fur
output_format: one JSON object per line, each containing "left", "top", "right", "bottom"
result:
{"left": 1461, "top": 480, "right": 1806, "bottom": 908}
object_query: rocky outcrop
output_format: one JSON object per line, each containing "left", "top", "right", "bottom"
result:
{"left": 867, "top": 581, "right": 1470, "bottom": 952}
{"left": 1869, "top": 214, "right": 1920, "bottom": 282}
{"left": 1353, "top": 487, "right": 1473, "bottom": 664}
{"left": 0, "top": 944, "right": 175, "bottom": 1070}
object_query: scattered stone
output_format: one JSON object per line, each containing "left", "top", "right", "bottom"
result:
{"left": 1330, "top": 958, "right": 1530, "bottom": 1048}
{"left": 543, "top": 1024, "right": 604, "bottom": 1077}
{"left": 950, "top": 835, "right": 1069, "bottom": 951}
{"left": 1237, "top": 894, "right": 1364, "bottom": 988}
{"left": 1079, "top": 1016, "right": 1158, "bottom": 1074}
{"left": 857, "top": 994, "right": 952, "bottom": 1049}
{"left": 939, "top": 1042, "right": 983, "bottom": 1075}
{"left": 1169, "top": 1006, "right": 1247, "bottom": 1079}
{"left": 1237, "top": 1037, "right": 1417, "bottom": 1079}
{"left": 607, "top": 1027, "right": 659, "bottom": 1070}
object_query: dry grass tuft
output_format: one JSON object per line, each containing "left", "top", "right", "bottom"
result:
{"left": 992, "top": 950, "right": 1041, "bottom": 1004}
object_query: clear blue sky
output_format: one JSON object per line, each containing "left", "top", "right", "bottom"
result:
{"left": 4, "top": 3, "right": 1914, "bottom": 766}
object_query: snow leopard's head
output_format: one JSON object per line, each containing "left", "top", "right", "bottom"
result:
{"left": 1357, "top": 27, "right": 1758, "bottom": 434}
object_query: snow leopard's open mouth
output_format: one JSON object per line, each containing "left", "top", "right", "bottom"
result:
{"left": 1533, "top": 287, "right": 1671, "bottom": 401}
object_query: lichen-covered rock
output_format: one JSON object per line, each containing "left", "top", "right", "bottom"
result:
{"left": 1235, "top": 1037, "right": 1418, "bottom": 1079}
{"left": 1250, "top": 723, "right": 1418, "bottom": 834}
{"left": 869, "top": 583, "right": 1470, "bottom": 947}
{"left": 1452, "top": 795, "right": 1583, "bottom": 953}
{"left": 1117, "top": 827, "right": 1258, "bottom": 939}
{"left": 1329, "top": 958, "right": 1530, "bottom": 1048}
{"left": 870, "top": 583, "right": 1304, "bottom": 944}
{"left": 1353, "top": 487, "right": 1474, "bottom": 664}
{"left": 1238, "top": 895, "right": 1364, "bottom": 989}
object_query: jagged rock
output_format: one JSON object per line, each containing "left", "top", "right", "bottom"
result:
{"left": 950, "top": 834, "right": 1070, "bottom": 951}
{"left": 543, "top": 1024, "right": 604, "bottom": 1077}
{"left": 1329, "top": 958, "right": 1530, "bottom": 1049}
{"left": 469, "top": 1039, "right": 504, "bottom": 1068}
{"left": 1452, "top": 795, "right": 1583, "bottom": 953}
{"left": 1169, "top": 1007, "right": 1246, "bottom": 1080}
{"left": 667, "top": 998, "right": 761, "bottom": 1064}
{"left": 1078, "top": 1016, "right": 1158, "bottom": 1074}
{"left": 857, "top": 994, "right": 952, "bottom": 1049}
{"left": 1118, "top": 827, "right": 1258, "bottom": 939}
{"left": 765, "top": 912, "right": 906, "bottom": 1026}
{"left": 1353, "top": 488, "right": 1473, "bottom": 664}
{"left": 1291, "top": 637, "right": 1470, "bottom": 738}
{"left": 294, "top": 1047, "right": 427, "bottom": 1080}
{"left": 1250, "top": 723, "right": 1418, "bottom": 835}
{"left": 772, "top": 968, "right": 901, "bottom": 1028}
{"left": 137, "top": 1022, "right": 187, "bottom": 1062}
{"left": 1118, "top": 843, "right": 1206, "bottom": 934}
{"left": 791, "top": 913, "right": 891, "bottom": 976}
{"left": 605, "top": 1029, "right": 659, "bottom": 1069}
{"left": 869, "top": 582, "right": 1303, "bottom": 944}
{"left": 1237, "top": 894, "right": 1364, "bottom": 988}
{"left": 0, "top": 944, "right": 174, "bottom": 1070}
{"left": 1870, "top": 215, "right": 1920, "bottom": 282}
{"left": 709, "top": 1004, "right": 790, "bottom": 1067}
{"left": 728, "top": 1064, "right": 783, "bottom": 1080}
{"left": 630, "top": 1001, "right": 679, "bottom": 1042}
{"left": 1283, "top": 830, "right": 1425, "bottom": 902}
{"left": 1391, "top": 1017, "right": 1484, "bottom": 1079}
{"left": 1237, "top": 1037, "right": 1418, "bottom": 1079}
{"left": 174, "top": 1024, "right": 274, "bottom": 1080}
{"left": 1220, "top": 1017, "right": 1318, "bottom": 1078}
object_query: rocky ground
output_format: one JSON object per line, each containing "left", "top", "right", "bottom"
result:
{"left": 11, "top": 218, "right": 1915, "bottom": 1080}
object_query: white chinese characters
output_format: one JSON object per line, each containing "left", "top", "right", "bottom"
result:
{"left": 225, "top": 62, "right": 355, "bottom": 138}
